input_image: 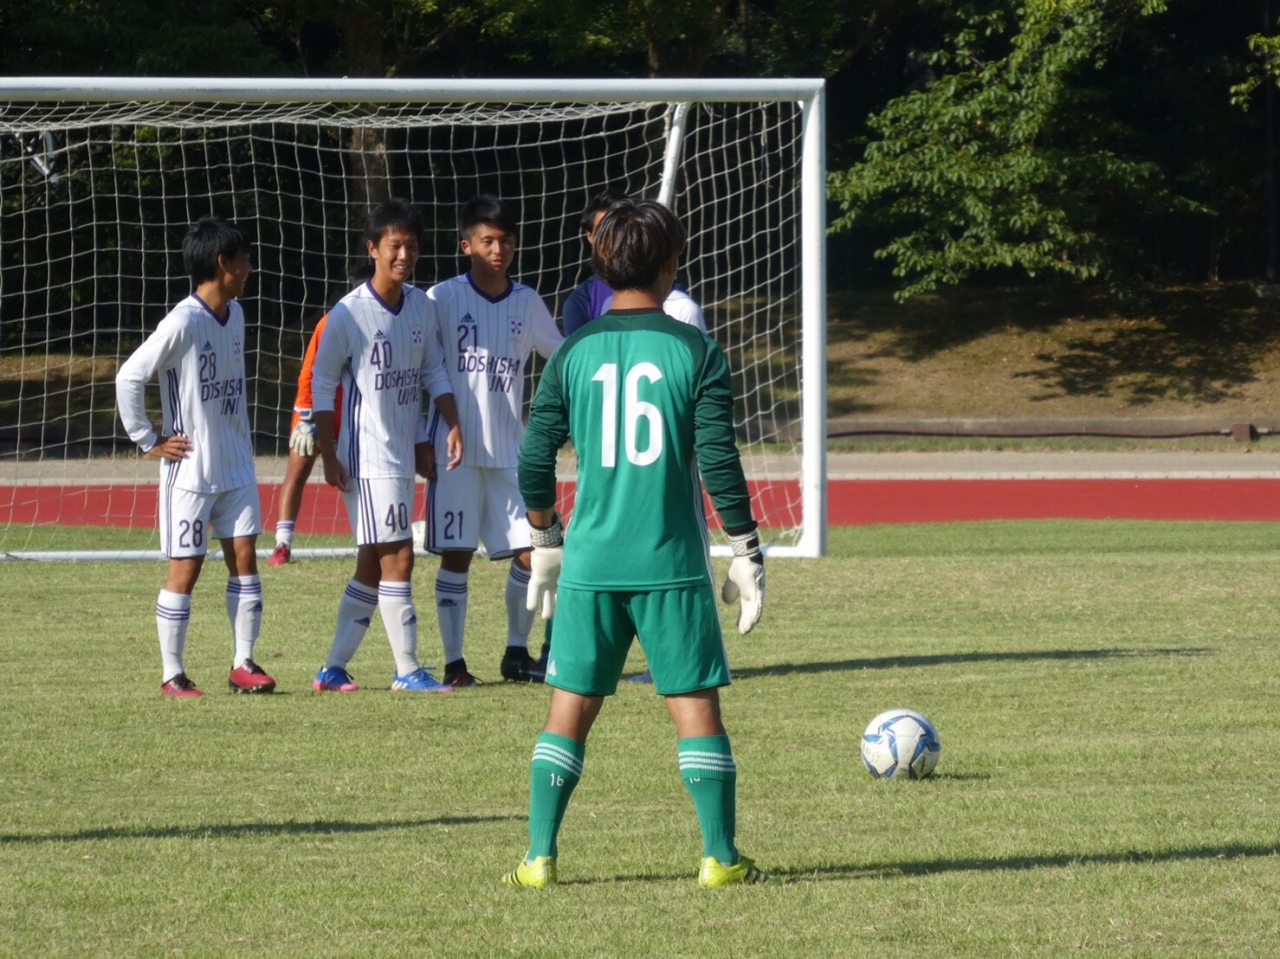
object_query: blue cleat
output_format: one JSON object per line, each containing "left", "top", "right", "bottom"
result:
{"left": 313, "top": 666, "right": 360, "bottom": 692}
{"left": 391, "top": 667, "right": 454, "bottom": 693}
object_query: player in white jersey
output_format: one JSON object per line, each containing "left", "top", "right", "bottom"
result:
{"left": 309, "top": 199, "right": 464, "bottom": 695}
{"left": 115, "top": 216, "right": 276, "bottom": 697}
{"left": 423, "top": 195, "right": 563, "bottom": 687}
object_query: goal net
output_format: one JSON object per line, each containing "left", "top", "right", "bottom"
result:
{"left": 0, "top": 78, "right": 826, "bottom": 560}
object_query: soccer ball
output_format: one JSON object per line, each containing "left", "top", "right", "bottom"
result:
{"left": 861, "top": 708, "right": 942, "bottom": 780}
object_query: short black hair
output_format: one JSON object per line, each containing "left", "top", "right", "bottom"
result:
{"left": 183, "top": 216, "right": 251, "bottom": 285}
{"left": 590, "top": 199, "right": 686, "bottom": 292}
{"left": 581, "top": 187, "right": 630, "bottom": 234}
{"left": 364, "top": 198, "right": 423, "bottom": 247}
{"left": 460, "top": 194, "right": 517, "bottom": 239}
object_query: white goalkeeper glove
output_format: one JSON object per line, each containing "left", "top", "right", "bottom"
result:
{"left": 721, "top": 526, "right": 765, "bottom": 634}
{"left": 526, "top": 514, "right": 564, "bottom": 620}
{"left": 290, "top": 409, "right": 317, "bottom": 457}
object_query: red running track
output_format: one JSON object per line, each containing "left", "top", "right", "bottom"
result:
{"left": 6, "top": 478, "right": 1280, "bottom": 530}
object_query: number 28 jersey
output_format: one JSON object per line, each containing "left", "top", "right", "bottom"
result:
{"left": 114, "top": 294, "right": 256, "bottom": 493}
{"left": 519, "top": 309, "right": 755, "bottom": 591}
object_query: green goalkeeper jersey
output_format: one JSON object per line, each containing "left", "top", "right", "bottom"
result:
{"left": 519, "top": 309, "right": 755, "bottom": 591}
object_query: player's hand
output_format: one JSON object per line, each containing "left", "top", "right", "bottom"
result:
{"left": 445, "top": 424, "right": 463, "bottom": 471}
{"left": 415, "top": 442, "right": 437, "bottom": 481}
{"left": 526, "top": 514, "right": 564, "bottom": 619}
{"left": 321, "top": 455, "right": 352, "bottom": 493}
{"left": 721, "top": 527, "right": 765, "bottom": 634}
{"left": 290, "top": 410, "right": 317, "bottom": 457}
{"left": 145, "top": 435, "right": 193, "bottom": 462}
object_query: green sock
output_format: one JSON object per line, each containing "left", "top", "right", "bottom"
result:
{"left": 678, "top": 734, "right": 738, "bottom": 864}
{"left": 527, "top": 732, "right": 584, "bottom": 860}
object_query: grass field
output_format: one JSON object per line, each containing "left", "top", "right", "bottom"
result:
{"left": 3, "top": 522, "right": 1279, "bottom": 957}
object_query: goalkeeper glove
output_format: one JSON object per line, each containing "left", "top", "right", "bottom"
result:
{"left": 721, "top": 525, "right": 765, "bottom": 634}
{"left": 526, "top": 514, "right": 564, "bottom": 620}
{"left": 290, "top": 409, "right": 317, "bottom": 457}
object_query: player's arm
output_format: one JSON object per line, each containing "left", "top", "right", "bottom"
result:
{"left": 531, "top": 294, "right": 565, "bottom": 359}
{"left": 417, "top": 305, "right": 463, "bottom": 475}
{"left": 290, "top": 315, "right": 328, "bottom": 457}
{"left": 561, "top": 279, "right": 591, "bottom": 336}
{"left": 692, "top": 340, "right": 764, "bottom": 634}
{"left": 309, "top": 309, "right": 351, "bottom": 491}
{"left": 519, "top": 355, "right": 571, "bottom": 617}
{"left": 114, "top": 319, "right": 193, "bottom": 461}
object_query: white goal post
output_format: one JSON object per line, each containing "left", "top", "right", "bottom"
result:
{"left": 0, "top": 77, "right": 827, "bottom": 560}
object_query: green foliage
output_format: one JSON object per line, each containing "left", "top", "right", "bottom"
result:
{"left": 828, "top": 0, "right": 1204, "bottom": 300}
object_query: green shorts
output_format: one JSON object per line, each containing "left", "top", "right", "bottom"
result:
{"left": 548, "top": 584, "right": 730, "bottom": 697}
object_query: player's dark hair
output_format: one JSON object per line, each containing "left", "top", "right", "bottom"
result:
{"left": 183, "top": 216, "right": 251, "bottom": 285}
{"left": 590, "top": 199, "right": 686, "bottom": 292}
{"left": 364, "top": 198, "right": 423, "bottom": 247}
{"left": 581, "top": 187, "right": 630, "bottom": 234}
{"left": 459, "top": 194, "right": 517, "bottom": 239}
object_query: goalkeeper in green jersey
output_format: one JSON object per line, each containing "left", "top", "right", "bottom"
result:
{"left": 502, "top": 198, "right": 768, "bottom": 890}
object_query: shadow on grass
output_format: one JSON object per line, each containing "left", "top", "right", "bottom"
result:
{"left": 0, "top": 814, "right": 518, "bottom": 845}
{"left": 732, "top": 646, "right": 1212, "bottom": 680}
{"left": 560, "top": 842, "right": 1278, "bottom": 886}
{"left": 778, "top": 841, "right": 1280, "bottom": 883}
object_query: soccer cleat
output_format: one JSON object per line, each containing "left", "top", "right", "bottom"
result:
{"left": 500, "top": 647, "right": 546, "bottom": 684}
{"left": 391, "top": 667, "right": 454, "bottom": 693}
{"left": 161, "top": 673, "right": 203, "bottom": 697}
{"left": 228, "top": 659, "right": 277, "bottom": 694}
{"left": 313, "top": 665, "right": 360, "bottom": 692}
{"left": 501, "top": 855, "right": 557, "bottom": 889}
{"left": 443, "top": 658, "right": 483, "bottom": 688}
{"left": 626, "top": 669, "right": 654, "bottom": 684}
{"left": 698, "top": 854, "right": 771, "bottom": 888}
{"left": 266, "top": 544, "right": 292, "bottom": 566}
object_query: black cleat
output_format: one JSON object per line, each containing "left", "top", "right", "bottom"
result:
{"left": 500, "top": 647, "right": 546, "bottom": 684}
{"left": 443, "top": 657, "right": 483, "bottom": 688}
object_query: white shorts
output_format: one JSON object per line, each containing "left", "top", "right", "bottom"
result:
{"left": 342, "top": 476, "right": 418, "bottom": 547}
{"left": 425, "top": 464, "right": 531, "bottom": 560}
{"left": 160, "top": 483, "right": 261, "bottom": 559}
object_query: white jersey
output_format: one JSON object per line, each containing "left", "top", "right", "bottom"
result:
{"left": 311, "top": 281, "right": 452, "bottom": 480}
{"left": 602, "top": 286, "right": 707, "bottom": 332}
{"left": 426, "top": 273, "right": 563, "bottom": 469}
{"left": 115, "top": 294, "right": 256, "bottom": 493}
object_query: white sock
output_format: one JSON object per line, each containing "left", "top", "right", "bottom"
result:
{"left": 435, "top": 569, "right": 469, "bottom": 663}
{"left": 506, "top": 564, "right": 534, "bottom": 649}
{"left": 325, "top": 579, "right": 378, "bottom": 670}
{"left": 156, "top": 589, "right": 191, "bottom": 683}
{"left": 226, "top": 574, "right": 263, "bottom": 667}
{"left": 379, "top": 581, "right": 420, "bottom": 677}
{"left": 275, "top": 520, "right": 295, "bottom": 549}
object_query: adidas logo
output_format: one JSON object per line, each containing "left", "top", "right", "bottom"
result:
{"left": 407, "top": 614, "right": 417, "bottom": 625}
{"left": 249, "top": 602, "right": 263, "bottom": 613}
{"left": 355, "top": 617, "right": 371, "bottom": 627}
{"left": 374, "top": 329, "right": 386, "bottom": 340}
{"left": 547, "top": 660, "right": 557, "bottom": 677}
{"left": 438, "top": 599, "right": 457, "bottom": 608}
{"left": 202, "top": 341, "right": 214, "bottom": 352}
{"left": 460, "top": 312, "right": 474, "bottom": 324}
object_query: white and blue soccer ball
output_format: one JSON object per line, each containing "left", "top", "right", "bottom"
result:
{"left": 861, "top": 708, "right": 942, "bottom": 780}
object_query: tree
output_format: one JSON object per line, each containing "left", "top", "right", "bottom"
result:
{"left": 828, "top": 0, "right": 1204, "bottom": 300}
